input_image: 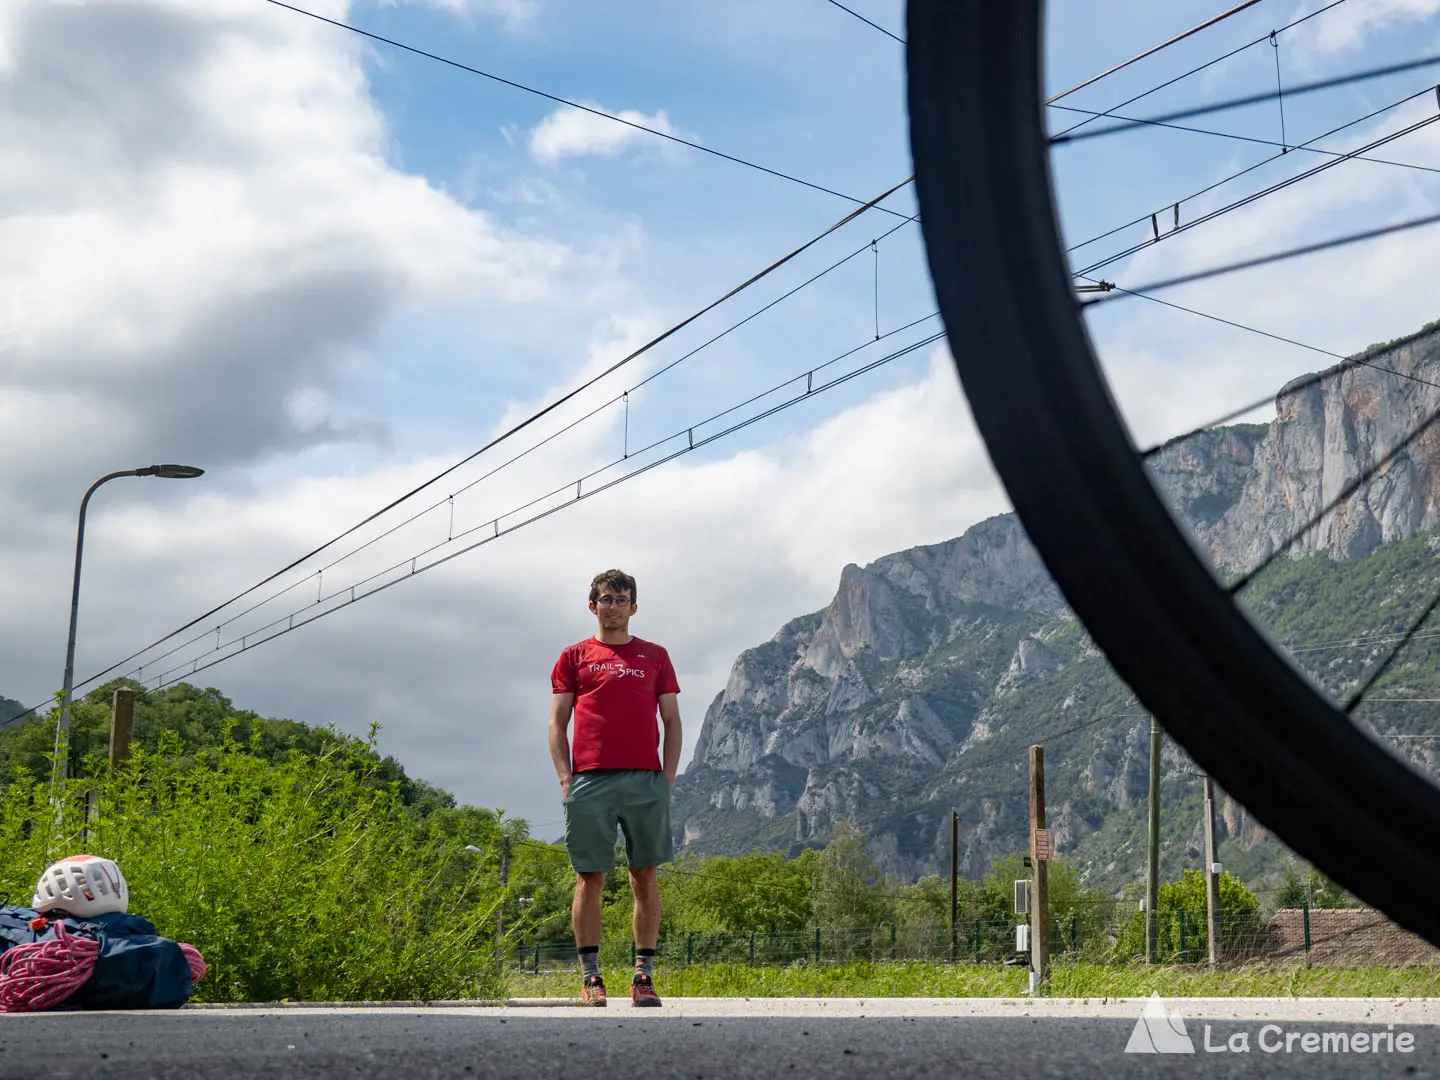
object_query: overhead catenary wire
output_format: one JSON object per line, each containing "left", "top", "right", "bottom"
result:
{"left": 50, "top": 176, "right": 914, "bottom": 711}
{"left": 1270, "top": 29, "right": 1289, "bottom": 151}
{"left": 1045, "top": 0, "right": 1272, "bottom": 106}
{"left": 1053, "top": 50, "right": 1440, "bottom": 145}
{"left": 1072, "top": 96, "right": 1440, "bottom": 279}
{"left": 1085, "top": 206, "right": 1440, "bottom": 309}
{"left": 1047, "top": 0, "right": 1348, "bottom": 140}
{"left": 117, "top": 215, "right": 925, "bottom": 683}
{"left": 260, "top": 0, "right": 910, "bottom": 220}
{"left": 136, "top": 324, "right": 945, "bottom": 691}
{"left": 1077, "top": 282, "right": 1440, "bottom": 459}
{"left": 820, "top": 0, "right": 904, "bottom": 44}
{"left": 1051, "top": 91, "right": 1440, "bottom": 250}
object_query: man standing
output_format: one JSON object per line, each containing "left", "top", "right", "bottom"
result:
{"left": 549, "top": 569, "right": 682, "bottom": 1007}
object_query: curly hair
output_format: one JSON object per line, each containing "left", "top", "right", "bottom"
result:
{"left": 589, "top": 569, "right": 637, "bottom": 604}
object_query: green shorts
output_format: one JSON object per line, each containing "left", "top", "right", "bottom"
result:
{"left": 563, "top": 769, "right": 674, "bottom": 873}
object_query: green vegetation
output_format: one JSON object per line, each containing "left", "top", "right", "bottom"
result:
{"left": 1113, "top": 870, "right": 1261, "bottom": 964}
{"left": 0, "top": 680, "right": 1426, "bottom": 1003}
{"left": 511, "top": 961, "right": 1440, "bottom": 1000}
{"left": 0, "top": 683, "right": 540, "bottom": 1003}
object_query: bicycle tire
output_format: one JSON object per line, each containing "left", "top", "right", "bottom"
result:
{"left": 906, "top": 0, "right": 1440, "bottom": 945}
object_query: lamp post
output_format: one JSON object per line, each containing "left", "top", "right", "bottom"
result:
{"left": 55, "top": 464, "right": 205, "bottom": 782}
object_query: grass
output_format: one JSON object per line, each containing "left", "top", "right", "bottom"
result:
{"left": 506, "top": 961, "right": 1440, "bottom": 1000}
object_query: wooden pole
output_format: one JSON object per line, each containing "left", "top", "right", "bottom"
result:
{"left": 109, "top": 687, "right": 134, "bottom": 771}
{"left": 1202, "top": 773, "right": 1222, "bottom": 969}
{"left": 1146, "top": 716, "right": 1161, "bottom": 964}
{"left": 949, "top": 809, "right": 958, "bottom": 962}
{"left": 1028, "top": 744, "right": 1050, "bottom": 991}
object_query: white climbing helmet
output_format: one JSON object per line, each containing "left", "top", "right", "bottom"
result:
{"left": 31, "top": 854, "right": 129, "bottom": 917}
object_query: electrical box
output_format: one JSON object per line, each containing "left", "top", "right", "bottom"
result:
{"left": 1212, "top": 862, "right": 1224, "bottom": 875}
{"left": 1014, "top": 879, "right": 1029, "bottom": 915}
{"left": 1016, "top": 923, "right": 1029, "bottom": 952}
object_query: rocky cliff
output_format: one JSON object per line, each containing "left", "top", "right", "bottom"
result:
{"left": 673, "top": 320, "right": 1440, "bottom": 893}
{"left": 1206, "top": 323, "right": 1440, "bottom": 569}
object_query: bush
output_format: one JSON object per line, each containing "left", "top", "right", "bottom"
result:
{"left": 0, "top": 724, "right": 511, "bottom": 1002}
{"left": 1114, "top": 869, "right": 1261, "bottom": 963}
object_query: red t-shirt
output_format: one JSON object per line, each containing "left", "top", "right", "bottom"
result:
{"left": 551, "top": 636, "right": 680, "bottom": 772}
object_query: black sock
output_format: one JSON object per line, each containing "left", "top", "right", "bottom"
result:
{"left": 578, "top": 946, "right": 600, "bottom": 980}
{"left": 634, "top": 948, "right": 655, "bottom": 979}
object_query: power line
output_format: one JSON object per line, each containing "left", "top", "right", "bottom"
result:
{"left": 57, "top": 175, "right": 914, "bottom": 705}
{"left": 136, "top": 325, "right": 944, "bottom": 691}
{"left": 883, "top": 711, "right": 1150, "bottom": 805}
{"left": 1082, "top": 282, "right": 1440, "bottom": 460}
{"left": 1047, "top": 0, "right": 1348, "bottom": 139}
{"left": 1045, "top": 0, "right": 1271, "bottom": 106}
{"left": 1345, "top": 586, "right": 1440, "bottom": 713}
{"left": 260, "top": 0, "right": 909, "bottom": 219}
{"left": 1072, "top": 95, "right": 1440, "bottom": 279}
{"left": 128, "top": 309, "right": 937, "bottom": 684}
{"left": 821, "top": 0, "right": 904, "bottom": 44}
{"left": 1087, "top": 205, "right": 1440, "bottom": 307}
{"left": 1052, "top": 50, "right": 1440, "bottom": 145}
{"left": 1289, "top": 628, "right": 1440, "bottom": 654}
{"left": 102, "top": 216, "right": 922, "bottom": 684}
{"left": 1048, "top": 97, "right": 1440, "bottom": 193}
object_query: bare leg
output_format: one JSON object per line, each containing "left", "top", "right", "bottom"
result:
{"left": 572, "top": 871, "right": 606, "bottom": 948}
{"left": 629, "top": 865, "right": 659, "bottom": 951}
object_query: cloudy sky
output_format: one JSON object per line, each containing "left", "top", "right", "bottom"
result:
{"left": 3, "top": 0, "right": 1439, "bottom": 834}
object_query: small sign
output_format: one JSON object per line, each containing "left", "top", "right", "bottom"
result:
{"left": 1032, "top": 828, "right": 1053, "bottom": 861}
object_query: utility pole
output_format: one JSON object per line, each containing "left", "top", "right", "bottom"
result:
{"left": 109, "top": 687, "right": 134, "bottom": 771}
{"left": 495, "top": 835, "right": 511, "bottom": 949}
{"left": 1028, "top": 744, "right": 1050, "bottom": 992}
{"left": 1146, "top": 716, "right": 1161, "bottom": 964}
{"left": 1202, "top": 772, "right": 1222, "bottom": 969}
{"left": 949, "top": 809, "right": 958, "bottom": 963}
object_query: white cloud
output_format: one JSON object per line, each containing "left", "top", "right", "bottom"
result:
{"left": 0, "top": 343, "right": 1000, "bottom": 827}
{"left": 0, "top": 0, "right": 569, "bottom": 511}
{"left": 0, "top": 0, "right": 999, "bottom": 834}
{"left": 529, "top": 100, "right": 685, "bottom": 165}
{"left": 1286, "top": 0, "right": 1440, "bottom": 56}
{"left": 382, "top": 0, "right": 537, "bottom": 27}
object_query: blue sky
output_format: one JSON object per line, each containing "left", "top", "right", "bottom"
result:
{"left": 2, "top": 0, "right": 1439, "bottom": 830}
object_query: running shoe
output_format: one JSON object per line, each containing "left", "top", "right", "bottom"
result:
{"left": 581, "top": 974, "right": 607, "bottom": 1007}
{"left": 630, "top": 973, "right": 662, "bottom": 1007}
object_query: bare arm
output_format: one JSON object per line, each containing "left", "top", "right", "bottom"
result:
{"left": 658, "top": 692, "right": 682, "bottom": 787}
{"left": 549, "top": 692, "right": 575, "bottom": 798}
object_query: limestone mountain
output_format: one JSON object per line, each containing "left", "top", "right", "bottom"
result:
{"left": 672, "top": 320, "right": 1440, "bottom": 895}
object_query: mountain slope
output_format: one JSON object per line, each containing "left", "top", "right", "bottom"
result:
{"left": 673, "top": 321, "right": 1440, "bottom": 894}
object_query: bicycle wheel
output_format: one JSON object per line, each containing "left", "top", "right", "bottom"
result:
{"left": 906, "top": 0, "right": 1440, "bottom": 945}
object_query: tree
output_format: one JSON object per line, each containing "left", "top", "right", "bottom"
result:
{"left": 659, "top": 850, "right": 814, "bottom": 933}
{"left": 810, "top": 821, "right": 889, "bottom": 934}
{"left": 1115, "top": 869, "right": 1261, "bottom": 963}
{"left": 1275, "top": 860, "right": 1361, "bottom": 909}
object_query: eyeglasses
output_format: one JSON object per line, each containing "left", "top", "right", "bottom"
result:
{"left": 593, "top": 596, "right": 632, "bottom": 607}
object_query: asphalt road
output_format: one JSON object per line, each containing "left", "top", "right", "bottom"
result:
{"left": 0, "top": 999, "right": 1434, "bottom": 1079}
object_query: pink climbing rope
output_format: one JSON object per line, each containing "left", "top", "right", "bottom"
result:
{"left": 179, "top": 942, "right": 206, "bottom": 985}
{"left": 0, "top": 921, "right": 100, "bottom": 1013}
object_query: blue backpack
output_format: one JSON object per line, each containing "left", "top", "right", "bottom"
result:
{"left": 0, "top": 905, "right": 195, "bottom": 1010}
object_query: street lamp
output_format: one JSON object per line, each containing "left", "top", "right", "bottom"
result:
{"left": 55, "top": 464, "right": 205, "bottom": 781}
